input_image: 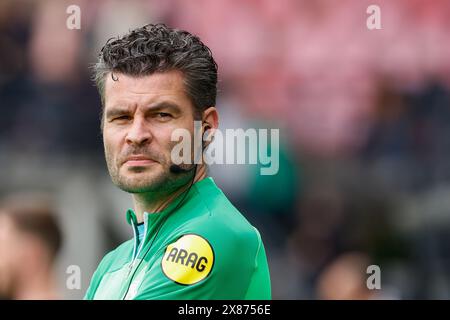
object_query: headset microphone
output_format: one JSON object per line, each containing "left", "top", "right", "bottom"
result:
{"left": 169, "top": 164, "right": 197, "bottom": 174}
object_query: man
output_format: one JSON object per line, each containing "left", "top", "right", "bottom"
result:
{"left": 0, "top": 194, "right": 62, "bottom": 300}
{"left": 85, "top": 24, "right": 271, "bottom": 300}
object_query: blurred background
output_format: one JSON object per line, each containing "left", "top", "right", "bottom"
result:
{"left": 1, "top": 0, "right": 450, "bottom": 299}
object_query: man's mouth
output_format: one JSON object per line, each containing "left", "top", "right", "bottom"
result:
{"left": 123, "top": 155, "right": 157, "bottom": 167}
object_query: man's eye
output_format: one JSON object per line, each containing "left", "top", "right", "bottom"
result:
{"left": 112, "top": 116, "right": 131, "bottom": 122}
{"left": 157, "top": 112, "right": 172, "bottom": 118}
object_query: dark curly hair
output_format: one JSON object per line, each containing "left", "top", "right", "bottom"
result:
{"left": 93, "top": 23, "right": 218, "bottom": 118}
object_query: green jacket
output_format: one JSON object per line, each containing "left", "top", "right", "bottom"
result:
{"left": 85, "top": 177, "right": 271, "bottom": 300}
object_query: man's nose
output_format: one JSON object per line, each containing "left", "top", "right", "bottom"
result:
{"left": 125, "top": 118, "right": 153, "bottom": 146}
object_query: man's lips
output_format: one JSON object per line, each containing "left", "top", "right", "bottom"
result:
{"left": 122, "top": 156, "right": 157, "bottom": 166}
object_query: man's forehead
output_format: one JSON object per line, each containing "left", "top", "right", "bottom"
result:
{"left": 105, "top": 70, "right": 186, "bottom": 94}
{"left": 104, "top": 70, "right": 191, "bottom": 108}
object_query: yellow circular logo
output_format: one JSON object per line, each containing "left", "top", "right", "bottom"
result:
{"left": 162, "top": 234, "right": 214, "bottom": 285}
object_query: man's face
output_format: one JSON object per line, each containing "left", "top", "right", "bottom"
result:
{"left": 102, "top": 70, "right": 197, "bottom": 194}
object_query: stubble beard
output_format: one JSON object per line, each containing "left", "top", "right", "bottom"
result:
{"left": 105, "top": 150, "right": 177, "bottom": 194}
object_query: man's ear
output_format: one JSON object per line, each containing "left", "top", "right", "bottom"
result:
{"left": 201, "top": 107, "right": 219, "bottom": 146}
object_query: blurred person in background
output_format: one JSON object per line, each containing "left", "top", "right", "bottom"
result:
{"left": 0, "top": 194, "right": 62, "bottom": 300}
{"left": 316, "top": 252, "right": 400, "bottom": 300}
{"left": 316, "top": 252, "right": 375, "bottom": 300}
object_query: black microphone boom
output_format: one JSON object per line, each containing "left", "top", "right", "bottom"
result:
{"left": 169, "top": 164, "right": 197, "bottom": 174}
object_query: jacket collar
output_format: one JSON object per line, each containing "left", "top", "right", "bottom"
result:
{"left": 124, "top": 177, "right": 216, "bottom": 257}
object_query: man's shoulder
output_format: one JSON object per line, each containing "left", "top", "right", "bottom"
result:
{"left": 162, "top": 216, "right": 262, "bottom": 289}
{"left": 188, "top": 207, "right": 259, "bottom": 246}
{"left": 189, "top": 181, "right": 258, "bottom": 244}
{"left": 176, "top": 188, "right": 262, "bottom": 261}
{"left": 194, "top": 178, "right": 252, "bottom": 221}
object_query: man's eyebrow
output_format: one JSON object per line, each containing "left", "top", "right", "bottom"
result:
{"left": 105, "top": 102, "right": 182, "bottom": 118}
{"left": 145, "top": 101, "right": 182, "bottom": 113}
{"left": 105, "top": 106, "right": 131, "bottom": 119}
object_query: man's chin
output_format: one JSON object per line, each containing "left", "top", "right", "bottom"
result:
{"left": 116, "top": 180, "right": 160, "bottom": 193}
{"left": 114, "top": 172, "right": 168, "bottom": 193}
{"left": 118, "top": 185, "right": 154, "bottom": 194}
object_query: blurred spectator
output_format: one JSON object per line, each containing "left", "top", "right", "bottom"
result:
{"left": 316, "top": 252, "right": 400, "bottom": 299}
{"left": 0, "top": 194, "right": 62, "bottom": 300}
{"left": 317, "top": 252, "right": 373, "bottom": 300}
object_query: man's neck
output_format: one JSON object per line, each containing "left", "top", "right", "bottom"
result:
{"left": 132, "top": 164, "right": 207, "bottom": 223}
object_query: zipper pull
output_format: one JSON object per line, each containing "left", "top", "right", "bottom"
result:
{"left": 127, "top": 261, "right": 134, "bottom": 276}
